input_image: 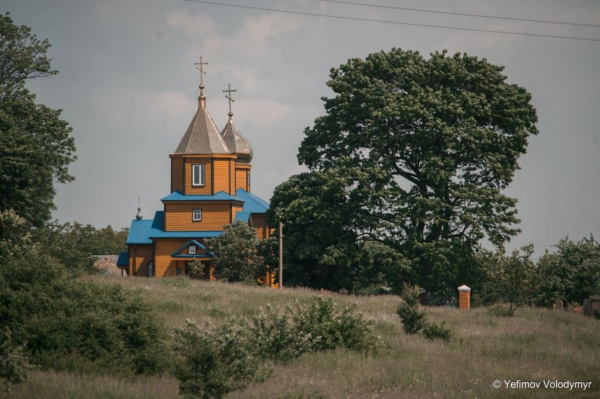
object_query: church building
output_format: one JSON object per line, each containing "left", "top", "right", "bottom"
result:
{"left": 117, "top": 59, "right": 271, "bottom": 278}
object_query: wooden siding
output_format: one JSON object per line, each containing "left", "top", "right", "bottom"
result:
{"left": 184, "top": 159, "right": 212, "bottom": 195}
{"left": 128, "top": 245, "right": 153, "bottom": 277}
{"left": 155, "top": 239, "right": 212, "bottom": 278}
{"left": 165, "top": 202, "right": 231, "bottom": 231}
{"left": 235, "top": 168, "right": 248, "bottom": 192}
{"left": 213, "top": 159, "right": 231, "bottom": 194}
{"left": 154, "top": 239, "right": 184, "bottom": 277}
{"left": 171, "top": 158, "right": 184, "bottom": 193}
{"left": 251, "top": 214, "right": 271, "bottom": 240}
{"left": 232, "top": 204, "right": 243, "bottom": 222}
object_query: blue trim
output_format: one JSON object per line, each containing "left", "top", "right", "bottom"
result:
{"left": 116, "top": 251, "right": 129, "bottom": 267}
{"left": 161, "top": 190, "right": 241, "bottom": 202}
{"left": 171, "top": 239, "right": 213, "bottom": 257}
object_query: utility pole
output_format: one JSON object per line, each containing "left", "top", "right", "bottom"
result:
{"left": 279, "top": 221, "right": 283, "bottom": 288}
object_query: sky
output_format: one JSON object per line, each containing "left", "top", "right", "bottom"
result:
{"left": 3, "top": 0, "right": 600, "bottom": 257}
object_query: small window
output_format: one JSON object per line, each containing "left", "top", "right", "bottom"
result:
{"left": 189, "top": 246, "right": 196, "bottom": 255}
{"left": 192, "top": 209, "right": 202, "bottom": 221}
{"left": 247, "top": 171, "right": 250, "bottom": 189}
{"left": 192, "top": 164, "right": 205, "bottom": 186}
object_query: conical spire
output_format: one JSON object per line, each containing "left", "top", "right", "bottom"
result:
{"left": 221, "top": 83, "right": 253, "bottom": 162}
{"left": 174, "top": 58, "right": 231, "bottom": 155}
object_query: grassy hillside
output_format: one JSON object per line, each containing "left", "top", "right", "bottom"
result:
{"left": 9, "top": 275, "right": 600, "bottom": 399}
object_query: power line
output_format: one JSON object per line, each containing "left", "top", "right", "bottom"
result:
{"left": 182, "top": 0, "right": 600, "bottom": 42}
{"left": 319, "top": 0, "right": 600, "bottom": 29}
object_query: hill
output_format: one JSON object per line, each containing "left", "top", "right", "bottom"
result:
{"left": 9, "top": 275, "right": 600, "bottom": 399}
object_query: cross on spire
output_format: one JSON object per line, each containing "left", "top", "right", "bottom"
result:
{"left": 194, "top": 56, "right": 208, "bottom": 87}
{"left": 222, "top": 83, "right": 237, "bottom": 116}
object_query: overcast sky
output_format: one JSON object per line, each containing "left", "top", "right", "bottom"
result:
{"left": 4, "top": 0, "right": 600, "bottom": 256}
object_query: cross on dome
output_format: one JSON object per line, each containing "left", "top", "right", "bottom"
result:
{"left": 223, "top": 83, "right": 237, "bottom": 116}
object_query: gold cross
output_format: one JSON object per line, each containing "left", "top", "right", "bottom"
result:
{"left": 194, "top": 56, "right": 208, "bottom": 86}
{"left": 222, "top": 83, "right": 237, "bottom": 114}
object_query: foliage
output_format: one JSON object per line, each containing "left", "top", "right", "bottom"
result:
{"left": 396, "top": 285, "right": 426, "bottom": 334}
{"left": 173, "top": 320, "right": 268, "bottom": 399}
{"left": 266, "top": 170, "right": 412, "bottom": 292}
{"left": 0, "top": 209, "right": 32, "bottom": 261}
{"left": 0, "top": 328, "right": 29, "bottom": 394}
{"left": 187, "top": 258, "right": 207, "bottom": 280}
{"left": 535, "top": 235, "right": 600, "bottom": 307}
{"left": 422, "top": 321, "right": 451, "bottom": 341}
{"left": 0, "top": 249, "right": 170, "bottom": 376}
{"left": 479, "top": 245, "right": 536, "bottom": 316}
{"left": 34, "top": 221, "right": 128, "bottom": 271}
{"left": 206, "top": 222, "right": 264, "bottom": 284}
{"left": 270, "top": 48, "right": 538, "bottom": 293}
{"left": 173, "top": 297, "right": 376, "bottom": 398}
{"left": 0, "top": 13, "right": 76, "bottom": 228}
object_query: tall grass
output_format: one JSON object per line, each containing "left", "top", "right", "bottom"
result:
{"left": 10, "top": 275, "right": 600, "bottom": 399}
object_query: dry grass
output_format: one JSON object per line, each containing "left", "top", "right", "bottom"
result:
{"left": 9, "top": 275, "right": 600, "bottom": 399}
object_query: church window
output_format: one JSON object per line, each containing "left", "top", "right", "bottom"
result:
{"left": 192, "top": 164, "right": 205, "bottom": 186}
{"left": 247, "top": 171, "right": 250, "bottom": 189}
{"left": 189, "top": 246, "right": 196, "bottom": 255}
{"left": 192, "top": 209, "right": 202, "bottom": 221}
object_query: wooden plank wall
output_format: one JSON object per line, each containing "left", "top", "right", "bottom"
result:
{"left": 154, "top": 239, "right": 184, "bottom": 277}
{"left": 184, "top": 159, "right": 212, "bottom": 195}
{"left": 165, "top": 202, "right": 231, "bottom": 231}
{"left": 128, "top": 245, "right": 153, "bottom": 276}
{"left": 235, "top": 168, "right": 247, "bottom": 192}
{"left": 171, "top": 158, "right": 184, "bottom": 193}
{"left": 213, "top": 159, "right": 231, "bottom": 194}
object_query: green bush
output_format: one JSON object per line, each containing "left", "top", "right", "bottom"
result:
{"left": 173, "top": 320, "right": 270, "bottom": 399}
{"left": 0, "top": 250, "right": 170, "bottom": 376}
{"left": 174, "top": 297, "right": 377, "bottom": 397}
{"left": 422, "top": 322, "right": 451, "bottom": 341}
{"left": 0, "top": 328, "right": 29, "bottom": 394}
{"left": 396, "top": 285, "right": 426, "bottom": 334}
{"left": 206, "top": 222, "right": 265, "bottom": 284}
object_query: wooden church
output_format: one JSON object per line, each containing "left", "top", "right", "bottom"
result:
{"left": 117, "top": 59, "right": 271, "bottom": 278}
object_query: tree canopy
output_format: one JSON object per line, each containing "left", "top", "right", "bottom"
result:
{"left": 0, "top": 13, "right": 76, "bottom": 227}
{"left": 271, "top": 48, "right": 539, "bottom": 292}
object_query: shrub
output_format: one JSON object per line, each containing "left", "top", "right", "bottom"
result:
{"left": 174, "top": 297, "right": 377, "bottom": 397}
{"left": 422, "top": 322, "right": 451, "bottom": 341}
{"left": 0, "top": 250, "right": 170, "bottom": 376}
{"left": 0, "top": 328, "right": 29, "bottom": 394}
{"left": 188, "top": 258, "right": 207, "bottom": 280}
{"left": 593, "top": 309, "right": 600, "bottom": 320}
{"left": 479, "top": 246, "right": 536, "bottom": 317}
{"left": 173, "top": 320, "right": 269, "bottom": 399}
{"left": 206, "top": 222, "right": 265, "bottom": 284}
{"left": 396, "top": 285, "right": 426, "bottom": 334}
{"left": 293, "top": 297, "right": 376, "bottom": 352}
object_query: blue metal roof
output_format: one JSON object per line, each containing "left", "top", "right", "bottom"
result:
{"left": 126, "top": 211, "right": 224, "bottom": 244}
{"left": 127, "top": 190, "right": 269, "bottom": 245}
{"left": 161, "top": 190, "right": 241, "bottom": 202}
{"left": 116, "top": 251, "right": 129, "bottom": 267}
{"left": 236, "top": 189, "right": 269, "bottom": 213}
{"left": 126, "top": 219, "right": 153, "bottom": 244}
{"left": 234, "top": 211, "right": 251, "bottom": 223}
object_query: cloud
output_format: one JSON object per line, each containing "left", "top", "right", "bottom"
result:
{"left": 92, "top": 88, "right": 194, "bottom": 129}
{"left": 166, "top": 8, "right": 217, "bottom": 37}
{"left": 166, "top": 8, "right": 303, "bottom": 56}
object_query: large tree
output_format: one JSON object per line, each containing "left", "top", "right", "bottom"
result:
{"left": 274, "top": 48, "right": 538, "bottom": 292}
{"left": 0, "top": 13, "right": 76, "bottom": 228}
